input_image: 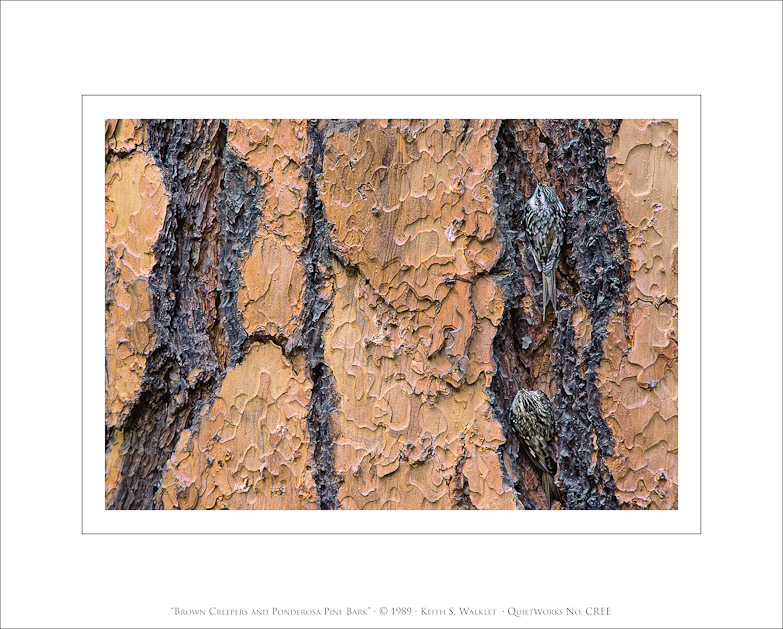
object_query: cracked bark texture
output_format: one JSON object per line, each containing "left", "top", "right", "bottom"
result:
{"left": 602, "top": 120, "right": 678, "bottom": 509}
{"left": 105, "top": 118, "right": 677, "bottom": 510}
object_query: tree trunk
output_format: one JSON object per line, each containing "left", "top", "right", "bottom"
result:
{"left": 105, "top": 118, "right": 678, "bottom": 510}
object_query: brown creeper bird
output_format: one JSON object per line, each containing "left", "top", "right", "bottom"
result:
{"left": 510, "top": 388, "right": 562, "bottom": 507}
{"left": 523, "top": 172, "right": 566, "bottom": 320}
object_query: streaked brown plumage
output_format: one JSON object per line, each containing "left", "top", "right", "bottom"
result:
{"left": 523, "top": 172, "right": 566, "bottom": 320}
{"left": 510, "top": 388, "right": 562, "bottom": 506}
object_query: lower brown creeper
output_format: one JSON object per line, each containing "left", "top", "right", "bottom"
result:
{"left": 510, "top": 388, "right": 563, "bottom": 507}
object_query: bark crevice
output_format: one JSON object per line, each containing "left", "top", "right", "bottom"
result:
{"left": 299, "top": 120, "right": 340, "bottom": 510}
{"left": 489, "top": 119, "right": 631, "bottom": 510}
{"left": 109, "top": 119, "right": 227, "bottom": 510}
{"left": 216, "top": 132, "right": 267, "bottom": 366}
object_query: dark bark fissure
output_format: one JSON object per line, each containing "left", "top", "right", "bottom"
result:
{"left": 109, "top": 120, "right": 227, "bottom": 509}
{"left": 489, "top": 119, "right": 631, "bottom": 510}
{"left": 453, "top": 446, "right": 479, "bottom": 510}
{"left": 217, "top": 134, "right": 267, "bottom": 367}
{"left": 104, "top": 146, "right": 137, "bottom": 166}
{"left": 489, "top": 120, "right": 547, "bottom": 510}
{"left": 299, "top": 120, "right": 340, "bottom": 510}
{"left": 212, "top": 119, "right": 341, "bottom": 509}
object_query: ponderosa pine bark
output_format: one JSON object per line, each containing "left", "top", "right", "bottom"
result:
{"left": 105, "top": 119, "right": 678, "bottom": 510}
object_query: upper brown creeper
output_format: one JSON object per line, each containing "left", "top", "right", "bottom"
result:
{"left": 523, "top": 172, "right": 566, "bottom": 320}
{"left": 510, "top": 388, "right": 563, "bottom": 507}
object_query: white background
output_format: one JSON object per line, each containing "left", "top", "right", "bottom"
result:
{"left": 2, "top": 1, "right": 781, "bottom": 628}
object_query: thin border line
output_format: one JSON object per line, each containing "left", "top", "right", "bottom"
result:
{"left": 81, "top": 94, "right": 85, "bottom": 535}
{"left": 699, "top": 94, "right": 703, "bottom": 535}
{"left": 86, "top": 94, "right": 700, "bottom": 535}
{"left": 86, "top": 93, "right": 701, "bottom": 97}
{"left": 6, "top": 0, "right": 777, "bottom": 2}
{"left": 6, "top": 0, "right": 776, "bottom": 2}
{"left": 83, "top": 531, "right": 697, "bottom": 536}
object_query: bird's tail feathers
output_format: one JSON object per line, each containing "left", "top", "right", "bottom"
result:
{"left": 542, "top": 472, "right": 563, "bottom": 508}
{"left": 547, "top": 266, "right": 557, "bottom": 315}
{"left": 541, "top": 264, "right": 557, "bottom": 320}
